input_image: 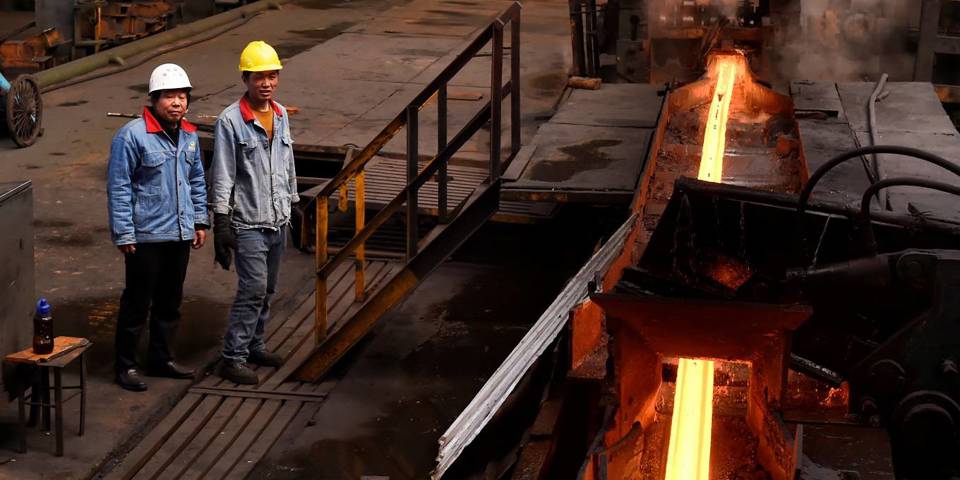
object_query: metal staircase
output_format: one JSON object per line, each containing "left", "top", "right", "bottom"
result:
{"left": 292, "top": 2, "right": 523, "bottom": 382}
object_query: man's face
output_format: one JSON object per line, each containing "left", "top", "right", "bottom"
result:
{"left": 244, "top": 71, "right": 280, "bottom": 102}
{"left": 152, "top": 89, "right": 189, "bottom": 124}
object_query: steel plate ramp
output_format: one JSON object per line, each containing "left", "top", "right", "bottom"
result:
{"left": 291, "top": 2, "right": 523, "bottom": 382}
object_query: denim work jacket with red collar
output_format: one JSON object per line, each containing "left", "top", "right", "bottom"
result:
{"left": 107, "top": 107, "right": 208, "bottom": 246}
{"left": 210, "top": 96, "right": 299, "bottom": 230}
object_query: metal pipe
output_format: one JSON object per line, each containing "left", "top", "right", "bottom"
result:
{"left": 338, "top": 183, "right": 349, "bottom": 212}
{"left": 316, "top": 196, "right": 329, "bottom": 344}
{"left": 868, "top": 73, "right": 889, "bottom": 206}
{"left": 355, "top": 170, "right": 366, "bottom": 302}
{"left": 35, "top": 0, "right": 286, "bottom": 89}
{"left": 585, "top": 0, "right": 600, "bottom": 76}
{"left": 438, "top": 84, "right": 448, "bottom": 223}
{"left": 569, "top": 0, "right": 586, "bottom": 76}
{"left": 490, "top": 21, "right": 504, "bottom": 180}
{"left": 510, "top": 10, "right": 521, "bottom": 157}
{"left": 406, "top": 105, "right": 419, "bottom": 259}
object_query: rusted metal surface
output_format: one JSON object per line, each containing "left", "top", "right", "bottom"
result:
{"left": 354, "top": 170, "right": 366, "bottom": 302}
{"left": 581, "top": 292, "right": 809, "bottom": 479}
{"left": 935, "top": 83, "right": 960, "bottom": 104}
{"left": 591, "top": 294, "right": 810, "bottom": 361}
{"left": 519, "top": 50, "right": 817, "bottom": 479}
{"left": 73, "top": 0, "right": 176, "bottom": 54}
{"left": 569, "top": 299, "right": 606, "bottom": 380}
{"left": 0, "top": 28, "right": 63, "bottom": 71}
{"left": 315, "top": 197, "right": 328, "bottom": 344}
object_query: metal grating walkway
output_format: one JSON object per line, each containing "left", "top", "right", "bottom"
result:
{"left": 327, "top": 156, "right": 557, "bottom": 223}
{"left": 103, "top": 260, "right": 401, "bottom": 480}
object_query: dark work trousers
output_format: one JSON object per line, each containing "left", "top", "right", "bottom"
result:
{"left": 115, "top": 241, "right": 191, "bottom": 372}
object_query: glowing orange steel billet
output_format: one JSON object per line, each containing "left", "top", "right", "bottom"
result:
{"left": 664, "top": 358, "right": 715, "bottom": 480}
{"left": 697, "top": 59, "right": 737, "bottom": 183}
{"left": 665, "top": 56, "right": 740, "bottom": 480}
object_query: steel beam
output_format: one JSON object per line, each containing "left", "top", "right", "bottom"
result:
{"left": 914, "top": 0, "right": 942, "bottom": 82}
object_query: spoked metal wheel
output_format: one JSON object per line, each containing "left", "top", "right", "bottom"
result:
{"left": 5, "top": 75, "right": 43, "bottom": 148}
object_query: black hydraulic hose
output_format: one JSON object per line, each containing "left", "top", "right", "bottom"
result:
{"left": 798, "top": 145, "right": 960, "bottom": 216}
{"left": 859, "top": 177, "right": 960, "bottom": 254}
{"left": 796, "top": 145, "right": 960, "bottom": 263}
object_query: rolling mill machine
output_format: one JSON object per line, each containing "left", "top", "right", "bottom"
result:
{"left": 436, "top": 42, "right": 960, "bottom": 479}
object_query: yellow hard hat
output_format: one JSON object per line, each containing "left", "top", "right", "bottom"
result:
{"left": 239, "top": 41, "right": 283, "bottom": 72}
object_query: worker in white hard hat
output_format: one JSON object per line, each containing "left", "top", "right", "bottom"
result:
{"left": 210, "top": 41, "right": 298, "bottom": 385}
{"left": 107, "top": 63, "right": 209, "bottom": 392}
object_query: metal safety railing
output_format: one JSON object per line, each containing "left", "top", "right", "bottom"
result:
{"left": 569, "top": 0, "right": 603, "bottom": 77}
{"left": 309, "top": 2, "right": 522, "bottom": 344}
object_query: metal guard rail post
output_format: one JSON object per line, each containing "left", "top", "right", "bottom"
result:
{"left": 312, "top": 2, "right": 522, "bottom": 343}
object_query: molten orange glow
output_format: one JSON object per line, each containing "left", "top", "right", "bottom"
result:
{"left": 696, "top": 58, "right": 738, "bottom": 183}
{"left": 665, "top": 56, "right": 741, "bottom": 480}
{"left": 665, "top": 358, "right": 715, "bottom": 480}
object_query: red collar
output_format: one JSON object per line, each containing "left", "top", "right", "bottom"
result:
{"left": 239, "top": 95, "right": 283, "bottom": 123}
{"left": 142, "top": 107, "right": 197, "bottom": 134}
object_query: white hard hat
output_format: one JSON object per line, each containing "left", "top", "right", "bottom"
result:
{"left": 148, "top": 63, "right": 192, "bottom": 94}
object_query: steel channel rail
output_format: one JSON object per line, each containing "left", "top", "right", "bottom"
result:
{"left": 433, "top": 212, "right": 638, "bottom": 478}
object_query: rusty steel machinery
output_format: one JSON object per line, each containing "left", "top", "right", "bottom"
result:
{"left": 440, "top": 47, "right": 960, "bottom": 479}
{"left": 73, "top": 0, "right": 177, "bottom": 56}
{"left": 615, "top": 0, "right": 778, "bottom": 83}
{"left": 0, "top": 27, "right": 64, "bottom": 72}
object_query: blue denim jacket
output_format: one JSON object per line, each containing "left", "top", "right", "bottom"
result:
{"left": 107, "top": 107, "right": 209, "bottom": 245}
{"left": 210, "top": 96, "right": 299, "bottom": 229}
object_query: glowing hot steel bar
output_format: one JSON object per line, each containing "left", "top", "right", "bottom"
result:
{"left": 696, "top": 58, "right": 737, "bottom": 183}
{"left": 665, "top": 55, "right": 741, "bottom": 480}
{"left": 665, "top": 359, "right": 716, "bottom": 479}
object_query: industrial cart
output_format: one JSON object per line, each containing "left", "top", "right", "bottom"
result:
{"left": 0, "top": 72, "right": 43, "bottom": 148}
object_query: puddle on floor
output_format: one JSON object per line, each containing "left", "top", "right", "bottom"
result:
{"left": 527, "top": 139, "right": 622, "bottom": 182}
{"left": 52, "top": 296, "right": 228, "bottom": 376}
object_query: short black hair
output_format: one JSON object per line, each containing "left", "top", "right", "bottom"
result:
{"left": 242, "top": 71, "right": 280, "bottom": 81}
{"left": 150, "top": 90, "right": 192, "bottom": 104}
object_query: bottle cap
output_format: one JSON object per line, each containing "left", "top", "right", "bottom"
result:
{"left": 36, "top": 298, "right": 51, "bottom": 316}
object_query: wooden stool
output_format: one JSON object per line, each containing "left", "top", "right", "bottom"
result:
{"left": 4, "top": 337, "right": 92, "bottom": 456}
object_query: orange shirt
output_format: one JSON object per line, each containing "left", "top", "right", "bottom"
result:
{"left": 253, "top": 107, "right": 274, "bottom": 141}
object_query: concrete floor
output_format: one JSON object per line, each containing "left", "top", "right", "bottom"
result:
{"left": 0, "top": 0, "right": 575, "bottom": 477}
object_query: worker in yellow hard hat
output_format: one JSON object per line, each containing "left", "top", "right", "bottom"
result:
{"left": 210, "top": 40, "right": 299, "bottom": 385}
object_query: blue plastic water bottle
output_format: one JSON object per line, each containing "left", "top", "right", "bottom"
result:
{"left": 33, "top": 298, "right": 54, "bottom": 354}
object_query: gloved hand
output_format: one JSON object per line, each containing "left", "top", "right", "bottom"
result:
{"left": 213, "top": 213, "right": 237, "bottom": 270}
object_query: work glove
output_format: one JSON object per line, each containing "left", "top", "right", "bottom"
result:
{"left": 213, "top": 213, "right": 237, "bottom": 270}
